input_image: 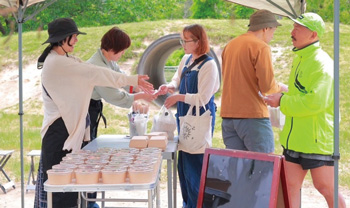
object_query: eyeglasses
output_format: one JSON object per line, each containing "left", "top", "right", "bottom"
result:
{"left": 179, "top": 39, "right": 197, "bottom": 45}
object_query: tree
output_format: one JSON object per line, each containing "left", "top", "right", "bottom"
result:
{"left": 191, "top": 0, "right": 221, "bottom": 19}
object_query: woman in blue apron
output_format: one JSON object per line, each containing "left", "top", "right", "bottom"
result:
{"left": 157, "top": 24, "right": 220, "bottom": 208}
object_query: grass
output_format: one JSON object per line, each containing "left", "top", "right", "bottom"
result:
{"left": 0, "top": 19, "right": 350, "bottom": 191}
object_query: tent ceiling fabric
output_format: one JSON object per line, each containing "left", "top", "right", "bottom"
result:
{"left": 225, "top": 0, "right": 305, "bottom": 18}
{"left": 0, "top": 0, "right": 45, "bottom": 7}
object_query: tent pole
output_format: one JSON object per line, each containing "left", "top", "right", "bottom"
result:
{"left": 333, "top": 0, "right": 340, "bottom": 207}
{"left": 17, "top": 5, "right": 25, "bottom": 208}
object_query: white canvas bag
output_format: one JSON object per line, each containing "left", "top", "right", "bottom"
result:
{"left": 178, "top": 97, "right": 212, "bottom": 154}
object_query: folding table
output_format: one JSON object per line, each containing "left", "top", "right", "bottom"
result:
{"left": 26, "top": 149, "right": 41, "bottom": 192}
{"left": 44, "top": 134, "right": 179, "bottom": 208}
{"left": 0, "top": 150, "right": 16, "bottom": 193}
{"left": 86, "top": 135, "right": 178, "bottom": 208}
{"left": 45, "top": 154, "right": 162, "bottom": 208}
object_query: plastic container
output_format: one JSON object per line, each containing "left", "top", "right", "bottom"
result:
{"left": 96, "top": 147, "right": 115, "bottom": 154}
{"left": 148, "top": 136, "right": 168, "bottom": 150}
{"left": 87, "top": 155, "right": 110, "bottom": 161}
{"left": 52, "top": 164, "right": 77, "bottom": 179}
{"left": 60, "top": 159, "right": 85, "bottom": 166}
{"left": 101, "top": 168, "right": 127, "bottom": 184}
{"left": 112, "top": 152, "right": 134, "bottom": 158}
{"left": 47, "top": 169, "right": 73, "bottom": 185}
{"left": 75, "top": 149, "right": 93, "bottom": 155}
{"left": 129, "top": 136, "right": 149, "bottom": 149}
{"left": 75, "top": 168, "right": 100, "bottom": 184}
{"left": 128, "top": 167, "right": 154, "bottom": 184}
{"left": 124, "top": 148, "right": 140, "bottom": 155}
{"left": 108, "top": 160, "right": 132, "bottom": 167}
{"left": 62, "top": 154, "right": 85, "bottom": 162}
{"left": 104, "top": 164, "right": 129, "bottom": 170}
{"left": 52, "top": 164, "right": 77, "bottom": 170}
{"left": 133, "top": 159, "right": 157, "bottom": 169}
{"left": 85, "top": 159, "right": 109, "bottom": 167}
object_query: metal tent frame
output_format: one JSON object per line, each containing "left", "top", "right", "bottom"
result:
{"left": 0, "top": 0, "right": 56, "bottom": 207}
{"left": 0, "top": 0, "right": 342, "bottom": 207}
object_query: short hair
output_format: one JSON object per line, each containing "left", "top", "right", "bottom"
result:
{"left": 183, "top": 24, "right": 210, "bottom": 55}
{"left": 101, "top": 27, "right": 131, "bottom": 53}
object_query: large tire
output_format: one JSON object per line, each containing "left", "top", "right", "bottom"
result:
{"left": 137, "top": 33, "right": 221, "bottom": 106}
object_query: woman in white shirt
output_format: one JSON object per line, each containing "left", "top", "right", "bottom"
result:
{"left": 34, "top": 18, "right": 153, "bottom": 208}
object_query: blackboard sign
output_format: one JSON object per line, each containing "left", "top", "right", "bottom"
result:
{"left": 197, "top": 148, "right": 290, "bottom": 208}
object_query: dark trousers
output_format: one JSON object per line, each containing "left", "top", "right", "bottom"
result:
{"left": 89, "top": 99, "right": 105, "bottom": 141}
{"left": 42, "top": 117, "right": 78, "bottom": 208}
{"left": 87, "top": 99, "right": 105, "bottom": 206}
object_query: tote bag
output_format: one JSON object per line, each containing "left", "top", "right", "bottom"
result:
{"left": 178, "top": 97, "right": 212, "bottom": 154}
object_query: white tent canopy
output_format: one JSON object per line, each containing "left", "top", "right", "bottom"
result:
{"left": 225, "top": 0, "right": 305, "bottom": 17}
{"left": 0, "top": 0, "right": 45, "bottom": 7}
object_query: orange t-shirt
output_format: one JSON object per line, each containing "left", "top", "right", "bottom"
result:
{"left": 220, "top": 33, "right": 281, "bottom": 118}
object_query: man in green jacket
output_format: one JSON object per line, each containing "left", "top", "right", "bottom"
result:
{"left": 265, "top": 13, "right": 346, "bottom": 207}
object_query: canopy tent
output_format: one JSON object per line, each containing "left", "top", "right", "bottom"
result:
{"left": 225, "top": 0, "right": 305, "bottom": 18}
{"left": 0, "top": 0, "right": 45, "bottom": 7}
{"left": 0, "top": 0, "right": 56, "bottom": 207}
{"left": 225, "top": 0, "right": 341, "bottom": 207}
{"left": 0, "top": 0, "right": 342, "bottom": 207}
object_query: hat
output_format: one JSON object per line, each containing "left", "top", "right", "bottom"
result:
{"left": 43, "top": 18, "right": 86, "bottom": 44}
{"left": 248, "top": 10, "right": 282, "bottom": 31}
{"left": 291, "top": 13, "right": 325, "bottom": 37}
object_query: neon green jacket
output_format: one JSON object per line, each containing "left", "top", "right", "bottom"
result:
{"left": 280, "top": 41, "right": 334, "bottom": 155}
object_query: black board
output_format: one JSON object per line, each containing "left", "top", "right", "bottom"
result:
{"left": 197, "top": 148, "right": 290, "bottom": 208}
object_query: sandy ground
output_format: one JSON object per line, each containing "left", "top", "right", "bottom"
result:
{"left": 1, "top": 175, "right": 349, "bottom": 208}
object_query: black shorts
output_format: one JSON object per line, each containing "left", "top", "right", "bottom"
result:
{"left": 283, "top": 150, "right": 334, "bottom": 170}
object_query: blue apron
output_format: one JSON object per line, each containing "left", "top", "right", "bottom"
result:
{"left": 176, "top": 55, "right": 216, "bottom": 208}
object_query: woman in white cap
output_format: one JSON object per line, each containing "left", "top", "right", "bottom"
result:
{"left": 34, "top": 18, "right": 153, "bottom": 208}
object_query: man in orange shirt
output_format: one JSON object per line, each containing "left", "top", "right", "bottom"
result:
{"left": 220, "top": 10, "right": 287, "bottom": 153}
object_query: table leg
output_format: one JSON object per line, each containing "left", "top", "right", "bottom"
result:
{"left": 47, "top": 192, "right": 53, "bottom": 208}
{"left": 78, "top": 192, "right": 81, "bottom": 208}
{"left": 26, "top": 156, "right": 34, "bottom": 192}
{"left": 156, "top": 181, "right": 160, "bottom": 208}
{"left": 173, "top": 151, "right": 177, "bottom": 208}
{"left": 102, "top": 191, "right": 105, "bottom": 208}
{"left": 148, "top": 190, "right": 153, "bottom": 208}
{"left": 0, "top": 154, "right": 13, "bottom": 183}
{"left": 167, "top": 158, "right": 173, "bottom": 208}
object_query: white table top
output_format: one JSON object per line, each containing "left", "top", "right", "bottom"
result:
{"left": 84, "top": 134, "right": 178, "bottom": 160}
{"left": 0, "top": 150, "right": 14, "bottom": 156}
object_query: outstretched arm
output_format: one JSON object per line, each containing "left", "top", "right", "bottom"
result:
{"left": 137, "top": 75, "right": 154, "bottom": 94}
{"left": 164, "top": 94, "right": 185, "bottom": 109}
{"left": 156, "top": 84, "right": 176, "bottom": 96}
